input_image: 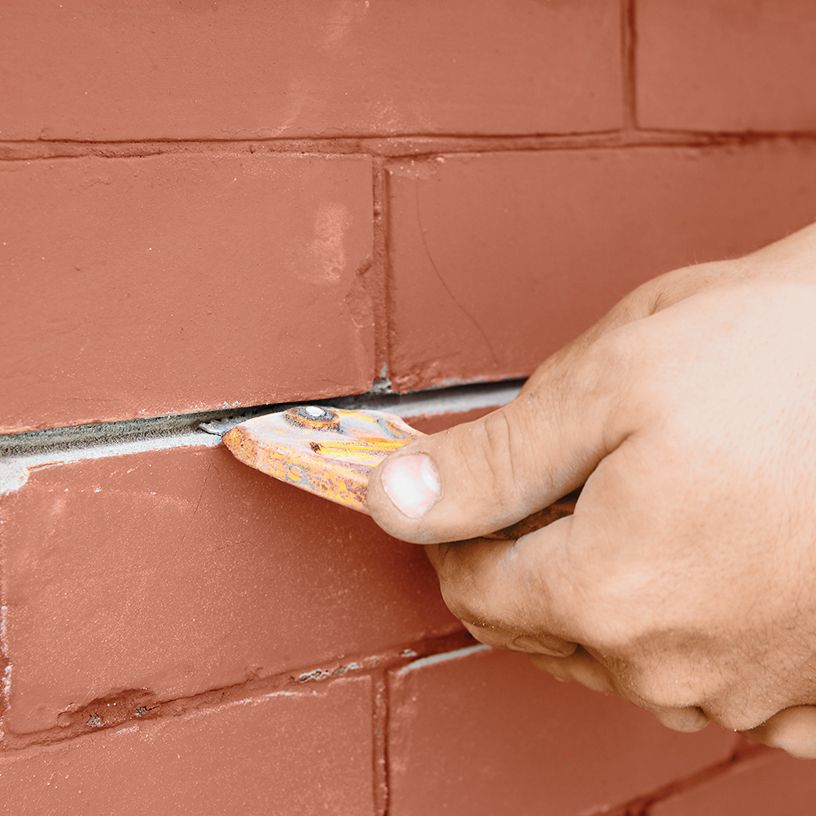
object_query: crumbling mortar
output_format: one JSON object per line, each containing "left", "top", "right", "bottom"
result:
{"left": 0, "top": 630, "right": 474, "bottom": 753}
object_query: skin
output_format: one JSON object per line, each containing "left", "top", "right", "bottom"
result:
{"left": 367, "top": 221, "right": 816, "bottom": 757}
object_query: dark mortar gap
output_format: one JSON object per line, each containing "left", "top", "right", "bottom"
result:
{"left": 0, "top": 379, "right": 526, "bottom": 457}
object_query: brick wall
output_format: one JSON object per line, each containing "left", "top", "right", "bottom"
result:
{"left": 1, "top": 2, "right": 815, "bottom": 813}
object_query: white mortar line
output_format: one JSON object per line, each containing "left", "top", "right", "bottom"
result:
{"left": 0, "top": 432, "right": 221, "bottom": 495}
{"left": 0, "top": 382, "right": 521, "bottom": 495}
{"left": 396, "top": 644, "right": 491, "bottom": 675}
{"left": 368, "top": 382, "right": 520, "bottom": 419}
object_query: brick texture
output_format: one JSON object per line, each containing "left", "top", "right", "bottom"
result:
{"left": 3, "top": 2, "right": 816, "bottom": 811}
{"left": 0, "top": 677, "right": 375, "bottom": 816}
{"left": 650, "top": 750, "right": 816, "bottom": 816}
{"left": 0, "top": 433, "right": 461, "bottom": 734}
{"left": 388, "top": 647, "right": 738, "bottom": 816}
{"left": 636, "top": 0, "right": 816, "bottom": 132}
{"left": 0, "top": 0, "right": 622, "bottom": 141}
{"left": 386, "top": 144, "right": 816, "bottom": 391}
{"left": 0, "top": 154, "right": 374, "bottom": 432}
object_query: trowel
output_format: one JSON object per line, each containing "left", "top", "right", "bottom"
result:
{"left": 221, "top": 405, "right": 574, "bottom": 539}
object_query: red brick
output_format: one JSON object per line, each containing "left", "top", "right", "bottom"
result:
{"left": 636, "top": 0, "right": 816, "bottom": 133}
{"left": 0, "top": 1, "right": 622, "bottom": 141}
{"left": 388, "top": 647, "right": 738, "bottom": 816}
{"left": 1, "top": 429, "right": 464, "bottom": 734}
{"left": 386, "top": 145, "right": 816, "bottom": 391}
{"left": 0, "top": 154, "right": 374, "bottom": 432}
{"left": 0, "top": 677, "right": 375, "bottom": 816}
{"left": 650, "top": 750, "right": 816, "bottom": 816}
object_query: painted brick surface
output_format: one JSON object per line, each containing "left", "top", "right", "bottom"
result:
{"left": 0, "top": 678, "right": 375, "bottom": 816}
{"left": 1, "top": 435, "right": 462, "bottom": 734}
{"left": 650, "top": 750, "right": 816, "bottom": 816}
{"left": 2, "top": 2, "right": 815, "bottom": 810}
{"left": 388, "top": 647, "right": 738, "bottom": 816}
{"left": 0, "top": 154, "right": 374, "bottom": 433}
{"left": 0, "top": 0, "right": 622, "bottom": 141}
{"left": 636, "top": 0, "right": 816, "bottom": 132}
{"left": 387, "top": 144, "right": 816, "bottom": 391}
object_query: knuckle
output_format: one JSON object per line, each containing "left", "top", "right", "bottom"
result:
{"left": 439, "top": 582, "right": 475, "bottom": 623}
{"left": 710, "top": 705, "right": 762, "bottom": 733}
{"left": 604, "top": 328, "right": 687, "bottom": 431}
{"left": 440, "top": 585, "right": 499, "bottom": 631}
{"left": 433, "top": 548, "right": 481, "bottom": 622}
{"left": 464, "top": 622, "right": 509, "bottom": 649}
{"left": 653, "top": 706, "right": 709, "bottom": 733}
{"left": 705, "top": 691, "right": 780, "bottom": 733}
{"left": 564, "top": 329, "right": 644, "bottom": 444}
{"left": 584, "top": 328, "right": 638, "bottom": 396}
{"left": 624, "top": 669, "right": 696, "bottom": 712}
{"left": 436, "top": 571, "right": 508, "bottom": 632}
{"left": 613, "top": 648, "right": 717, "bottom": 713}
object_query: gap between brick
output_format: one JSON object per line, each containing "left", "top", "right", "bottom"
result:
{"left": 0, "top": 380, "right": 522, "bottom": 494}
{"left": 586, "top": 740, "right": 765, "bottom": 816}
{"left": 621, "top": 0, "right": 638, "bottom": 133}
{"left": 0, "top": 379, "right": 509, "bottom": 753}
{"left": 2, "top": 131, "right": 816, "bottom": 163}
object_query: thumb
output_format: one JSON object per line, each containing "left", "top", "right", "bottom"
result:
{"left": 366, "top": 332, "right": 636, "bottom": 544}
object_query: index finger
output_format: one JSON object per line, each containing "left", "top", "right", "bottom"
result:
{"left": 425, "top": 514, "right": 598, "bottom": 646}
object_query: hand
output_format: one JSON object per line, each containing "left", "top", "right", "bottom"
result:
{"left": 367, "top": 223, "right": 816, "bottom": 756}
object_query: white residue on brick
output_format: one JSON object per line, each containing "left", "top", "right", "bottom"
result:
{"left": 0, "top": 431, "right": 220, "bottom": 495}
{"left": 372, "top": 382, "right": 520, "bottom": 420}
{"left": 397, "top": 644, "right": 490, "bottom": 676}
{"left": 229, "top": 689, "right": 306, "bottom": 708}
{"left": 254, "top": 690, "right": 303, "bottom": 701}
{"left": 297, "top": 661, "right": 362, "bottom": 683}
{"left": 297, "top": 668, "right": 331, "bottom": 682}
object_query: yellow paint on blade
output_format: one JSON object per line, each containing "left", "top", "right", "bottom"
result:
{"left": 222, "top": 406, "right": 419, "bottom": 512}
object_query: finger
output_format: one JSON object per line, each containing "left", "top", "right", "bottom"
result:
{"left": 747, "top": 706, "right": 816, "bottom": 758}
{"left": 462, "top": 621, "right": 577, "bottom": 657}
{"left": 531, "top": 650, "right": 708, "bottom": 732}
{"left": 530, "top": 647, "right": 614, "bottom": 695}
{"left": 430, "top": 506, "right": 710, "bottom": 735}
{"left": 424, "top": 515, "right": 599, "bottom": 646}
{"left": 434, "top": 514, "right": 711, "bottom": 737}
{"left": 650, "top": 706, "right": 710, "bottom": 733}
{"left": 367, "top": 329, "right": 638, "bottom": 544}
{"left": 366, "top": 256, "right": 735, "bottom": 545}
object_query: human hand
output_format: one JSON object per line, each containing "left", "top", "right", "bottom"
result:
{"left": 367, "top": 223, "right": 816, "bottom": 756}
